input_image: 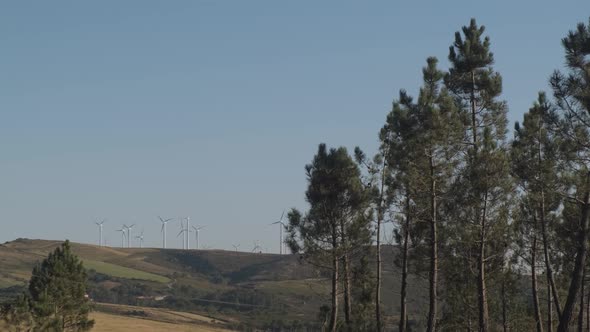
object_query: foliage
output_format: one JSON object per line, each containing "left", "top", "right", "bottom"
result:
{"left": 286, "top": 143, "right": 373, "bottom": 331}
{"left": 1, "top": 240, "right": 94, "bottom": 332}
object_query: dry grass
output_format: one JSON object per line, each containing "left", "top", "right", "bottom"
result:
{"left": 93, "top": 303, "right": 233, "bottom": 332}
{"left": 91, "top": 311, "right": 231, "bottom": 332}
{"left": 0, "top": 304, "right": 233, "bottom": 332}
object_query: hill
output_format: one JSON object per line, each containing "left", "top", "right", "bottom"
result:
{"left": 0, "top": 238, "right": 428, "bottom": 330}
{"left": 0, "top": 302, "right": 232, "bottom": 332}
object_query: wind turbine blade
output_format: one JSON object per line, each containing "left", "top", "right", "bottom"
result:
{"left": 177, "top": 230, "right": 184, "bottom": 237}
{"left": 280, "top": 209, "right": 285, "bottom": 221}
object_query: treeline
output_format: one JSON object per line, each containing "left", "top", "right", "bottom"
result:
{"left": 286, "top": 18, "right": 590, "bottom": 331}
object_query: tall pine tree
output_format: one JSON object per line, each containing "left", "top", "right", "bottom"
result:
{"left": 444, "top": 18, "right": 512, "bottom": 332}
{"left": 286, "top": 144, "right": 372, "bottom": 332}
{"left": 512, "top": 92, "right": 563, "bottom": 331}
{"left": 550, "top": 17, "right": 590, "bottom": 332}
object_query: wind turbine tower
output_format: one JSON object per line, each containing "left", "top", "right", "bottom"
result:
{"left": 124, "top": 224, "right": 135, "bottom": 248}
{"left": 186, "top": 217, "right": 190, "bottom": 250}
{"left": 159, "top": 216, "right": 172, "bottom": 249}
{"left": 94, "top": 219, "right": 106, "bottom": 247}
{"left": 178, "top": 220, "right": 186, "bottom": 249}
{"left": 116, "top": 228, "right": 126, "bottom": 248}
{"left": 271, "top": 210, "right": 286, "bottom": 254}
{"left": 192, "top": 225, "right": 205, "bottom": 250}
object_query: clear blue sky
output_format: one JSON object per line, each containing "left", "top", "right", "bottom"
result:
{"left": 1, "top": 1, "right": 588, "bottom": 251}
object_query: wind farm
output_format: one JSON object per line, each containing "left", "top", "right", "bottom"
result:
{"left": 87, "top": 215, "right": 288, "bottom": 253}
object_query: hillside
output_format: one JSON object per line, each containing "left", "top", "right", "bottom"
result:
{"left": 0, "top": 238, "right": 428, "bottom": 330}
{"left": 0, "top": 302, "right": 232, "bottom": 332}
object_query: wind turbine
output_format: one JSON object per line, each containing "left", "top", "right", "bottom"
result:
{"left": 177, "top": 220, "right": 187, "bottom": 249}
{"left": 192, "top": 225, "right": 205, "bottom": 250}
{"left": 232, "top": 244, "right": 240, "bottom": 253}
{"left": 252, "top": 240, "right": 262, "bottom": 253}
{"left": 135, "top": 229, "right": 145, "bottom": 248}
{"left": 185, "top": 217, "right": 191, "bottom": 250}
{"left": 116, "top": 228, "right": 126, "bottom": 248}
{"left": 123, "top": 224, "right": 135, "bottom": 248}
{"left": 271, "top": 210, "right": 286, "bottom": 255}
{"left": 94, "top": 219, "right": 106, "bottom": 247}
{"left": 158, "top": 216, "right": 173, "bottom": 249}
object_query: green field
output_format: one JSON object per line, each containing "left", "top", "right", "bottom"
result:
{"left": 82, "top": 260, "right": 170, "bottom": 283}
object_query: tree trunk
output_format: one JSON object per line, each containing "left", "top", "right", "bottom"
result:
{"left": 541, "top": 190, "right": 563, "bottom": 318}
{"left": 579, "top": 270, "right": 586, "bottom": 332}
{"left": 502, "top": 279, "right": 508, "bottom": 332}
{"left": 557, "top": 172, "right": 590, "bottom": 332}
{"left": 586, "top": 289, "right": 589, "bottom": 332}
{"left": 329, "top": 228, "right": 339, "bottom": 332}
{"left": 399, "top": 193, "right": 411, "bottom": 332}
{"left": 376, "top": 211, "right": 382, "bottom": 331}
{"left": 538, "top": 111, "right": 563, "bottom": 319}
{"left": 338, "top": 217, "right": 352, "bottom": 328}
{"left": 342, "top": 252, "right": 352, "bottom": 327}
{"left": 549, "top": 281, "right": 554, "bottom": 332}
{"left": 470, "top": 68, "right": 488, "bottom": 332}
{"left": 376, "top": 159, "right": 386, "bottom": 332}
{"left": 478, "top": 206, "right": 489, "bottom": 332}
{"left": 427, "top": 157, "right": 438, "bottom": 332}
{"left": 532, "top": 229, "right": 544, "bottom": 332}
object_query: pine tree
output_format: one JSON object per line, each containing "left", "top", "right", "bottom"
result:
{"left": 550, "top": 17, "right": 590, "bottom": 332}
{"left": 354, "top": 125, "right": 396, "bottom": 331}
{"left": 512, "top": 92, "right": 563, "bottom": 331}
{"left": 28, "top": 240, "right": 94, "bottom": 331}
{"left": 380, "top": 89, "right": 419, "bottom": 332}
{"left": 285, "top": 144, "right": 372, "bottom": 332}
{"left": 413, "top": 57, "right": 463, "bottom": 332}
{"left": 377, "top": 57, "right": 463, "bottom": 332}
{"left": 444, "top": 18, "right": 512, "bottom": 332}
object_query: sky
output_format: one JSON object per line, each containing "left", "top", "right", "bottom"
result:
{"left": 1, "top": 1, "right": 589, "bottom": 252}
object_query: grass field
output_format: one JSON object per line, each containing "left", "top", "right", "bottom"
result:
{"left": 255, "top": 278, "right": 328, "bottom": 297}
{"left": 82, "top": 259, "right": 170, "bottom": 283}
{"left": 0, "top": 304, "right": 232, "bottom": 332}
{"left": 92, "top": 303, "right": 232, "bottom": 332}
